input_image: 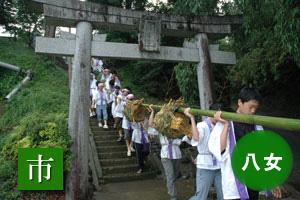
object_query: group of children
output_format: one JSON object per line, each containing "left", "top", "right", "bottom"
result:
{"left": 91, "top": 68, "right": 282, "bottom": 200}
{"left": 89, "top": 66, "right": 122, "bottom": 128}
{"left": 129, "top": 87, "right": 282, "bottom": 200}
{"left": 90, "top": 66, "right": 138, "bottom": 158}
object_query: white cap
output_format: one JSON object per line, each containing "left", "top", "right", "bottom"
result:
{"left": 127, "top": 94, "right": 135, "bottom": 100}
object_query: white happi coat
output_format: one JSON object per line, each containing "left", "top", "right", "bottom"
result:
{"left": 208, "top": 121, "right": 263, "bottom": 200}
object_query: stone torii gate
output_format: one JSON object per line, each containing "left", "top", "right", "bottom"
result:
{"left": 31, "top": 0, "right": 242, "bottom": 199}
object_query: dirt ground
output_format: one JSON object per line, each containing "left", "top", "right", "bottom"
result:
{"left": 93, "top": 176, "right": 300, "bottom": 200}
{"left": 93, "top": 178, "right": 195, "bottom": 200}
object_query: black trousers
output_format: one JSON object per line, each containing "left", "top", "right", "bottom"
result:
{"left": 134, "top": 142, "right": 149, "bottom": 171}
{"left": 248, "top": 188, "right": 259, "bottom": 200}
{"left": 237, "top": 188, "right": 259, "bottom": 200}
{"left": 107, "top": 102, "right": 113, "bottom": 120}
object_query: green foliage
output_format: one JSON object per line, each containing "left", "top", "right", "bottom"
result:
{"left": 88, "top": 0, "right": 147, "bottom": 10}
{"left": 0, "top": 69, "right": 23, "bottom": 97}
{"left": 0, "top": 0, "right": 13, "bottom": 25}
{"left": 2, "top": 0, "right": 43, "bottom": 44}
{"left": 174, "top": 63, "right": 199, "bottom": 106}
{"left": 172, "top": 0, "right": 219, "bottom": 15}
{"left": 117, "top": 60, "right": 179, "bottom": 102}
{"left": 273, "top": 0, "right": 300, "bottom": 66}
{"left": 88, "top": 0, "right": 123, "bottom": 7}
{"left": 0, "top": 38, "right": 70, "bottom": 199}
{"left": 1, "top": 112, "right": 71, "bottom": 169}
{"left": 225, "top": 0, "right": 300, "bottom": 96}
{"left": 0, "top": 38, "right": 69, "bottom": 129}
{"left": 0, "top": 171, "right": 21, "bottom": 200}
{"left": 0, "top": 159, "right": 17, "bottom": 180}
{"left": 0, "top": 159, "right": 20, "bottom": 200}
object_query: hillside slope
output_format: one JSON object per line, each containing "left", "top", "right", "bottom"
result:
{"left": 0, "top": 37, "right": 70, "bottom": 200}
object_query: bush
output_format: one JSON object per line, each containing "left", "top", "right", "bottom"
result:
{"left": 174, "top": 63, "right": 199, "bottom": 106}
{"left": 1, "top": 112, "right": 71, "bottom": 170}
{"left": 0, "top": 38, "right": 70, "bottom": 199}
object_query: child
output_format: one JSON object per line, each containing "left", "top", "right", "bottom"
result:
{"left": 100, "top": 67, "right": 112, "bottom": 90}
{"left": 208, "top": 87, "right": 281, "bottom": 199}
{"left": 148, "top": 105, "right": 183, "bottom": 200}
{"left": 111, "top": 70, "right": 121, "bottom": 87}
{"left": 114, "top": 88, "right": 129, "bottom": 141}
{"left": 111, "top": 85, "right": 121, "bottom": 127}
{"left": 93, "top": 82, "right": 109, "bottom": 129}
{"left": 89, "top": 73, "right": 97, "bottom": 117}
{"left": 183, "top": 104, "right": 224, "bottom": 200}
{"left": 122, "top": 94, "right": 135, "bottom": 157}
{"left": 131, "top": 113, "right": 150, "bottom": 174}
{"left": 107, "top": 80, "right": 116, "bottom": 121}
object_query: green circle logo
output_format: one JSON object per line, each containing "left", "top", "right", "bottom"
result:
{"left": 231, "top": 130, "right": 293, "bottom": 191}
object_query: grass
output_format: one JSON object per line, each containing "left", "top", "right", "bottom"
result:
{"left": 0, "top": 37, "right": 69, "bottom": 130}
{"left": 0, "top": 37, "right": 70, "bottom": 200}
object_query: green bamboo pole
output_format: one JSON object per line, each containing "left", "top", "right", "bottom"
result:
{"left": 143, "top": 104, "right": 300, "bottom": 132}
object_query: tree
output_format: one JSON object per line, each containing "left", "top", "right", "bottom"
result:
{"left": 88, "top": 0, "right": 147, "bottom": 10}
{"left": 0, "top": 0, "right": 13, "bottom": 26}
{"left": 224, "top": 0, "right": 300, "bottom": 95}
{"left": 172, "top": 0, "right": 219, "bottom": 16}
{"left": 2, "top": 0, "right": 43, "bottom": 45}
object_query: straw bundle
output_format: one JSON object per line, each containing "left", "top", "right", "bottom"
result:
{"left": 153, "top": 98, "right": 192, "bottom": 139}
{"left": 124, "top": 99, "right": 148, "bottom": 122}
{"left": 170, "top": 112, "right": 193, "bottom": 138}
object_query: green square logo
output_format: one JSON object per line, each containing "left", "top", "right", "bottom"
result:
{"left": 18, "top": 148, "right": 63, "bottom": 190}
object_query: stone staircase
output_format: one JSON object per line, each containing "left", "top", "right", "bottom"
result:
{"left": 90, "top": 118, "right": 157, "bottom": 183}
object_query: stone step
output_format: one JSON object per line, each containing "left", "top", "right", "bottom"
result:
{"left": 100, "top": 157, "right": 136, "bottom": 167}
{"left": 94, "top": 134, "right": 119, "bottom": 141}
{"left": 91, "top": 128, "right": 118, "bottom": 132}
{"left": 89, "top": 120, "right": 113, "bottom": 125}
{"left": 92, "top": 131, "right": 119, "bottom": 136}
{"left": 94, "top": 140, "right": 125, "bottom": 146}
{"left": 92, "top": 130, "right": 118, "bottom": 135}
{"left": 98, "top": 151, "right": 128, "bottom": 159}
{"left": 97, "top": 145, "right": 127, "bottom": 152}
{"left": 102, "top": 164, "right": 137, "bottom": 174}
{"left": 90, "top": 127, "right": 116, "bottom": 131}
{"left": 101, "top": 170, "right": 157, "bottom": 183}
{"left": 94, "top": 140, "right": 123, "bottom": 147}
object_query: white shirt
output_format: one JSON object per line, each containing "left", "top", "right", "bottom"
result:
{"left": 101, "top": 73, "right": 112, "bottom": 90}
{"left": 131, "top": 120, "right": 149, "bottom": 144}
{"left": 113, "top": 94, "right": 126, "bottom": 118}
{"left": 93, "top": 90, "right": 109, "bottom": 106}
{"left": 101, "top": 73, "right": 112, "bottom": 82}
{"left": 122, "top": 116, "right": 131, "bottom": 130}
{"left": 114, "top": 78, "right": 121, "bottom": 87}
{"left": 110, "top": 91, "right": 119, "bottom": 117}
{"left": 90, "top": 79, "right": 97, "bottom": 96}
{"left": 92, "top": 59, "right": 103, "bottom": 72}
{"left": 148, "top": 127, "right": 182, "bottom": 159}
{"left": 192, "top": 120, "right": 221, "bottom": 170}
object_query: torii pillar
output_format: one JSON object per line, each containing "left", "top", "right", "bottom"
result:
{"left": 66, "top": 21, "right": 92, "bottom": 200}
{"left": 195, "top": 33, "right": 214, "bottom": 109}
